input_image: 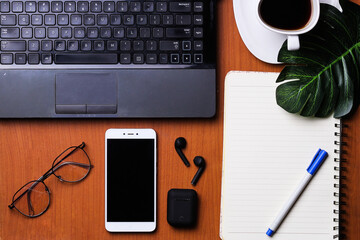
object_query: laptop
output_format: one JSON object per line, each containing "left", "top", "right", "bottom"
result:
{"left": 0, "top": 0, "right": 216, "bottom": 118}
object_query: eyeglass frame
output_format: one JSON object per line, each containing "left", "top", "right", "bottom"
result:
{"left": 8, "top": 142, "right": 92, "bottom": 218}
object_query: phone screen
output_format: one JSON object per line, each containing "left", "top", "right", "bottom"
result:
{"left": 107, "top": 139, "right": 155, "bottom": 222}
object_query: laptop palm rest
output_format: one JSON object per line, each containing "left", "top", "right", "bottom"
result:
{"left": 55, "top": 73, "right": 117, "bottom": 114}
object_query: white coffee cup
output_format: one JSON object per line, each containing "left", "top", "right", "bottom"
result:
{"left": 257, "top": 0, "right": 320, "bottom": 51}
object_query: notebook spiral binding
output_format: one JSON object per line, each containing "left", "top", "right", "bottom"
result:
{"left": 333, "top": 121, "right": 347, "bottom": 239}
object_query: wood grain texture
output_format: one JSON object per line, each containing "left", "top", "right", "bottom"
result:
{"left": 0, "top": 0, "right": 359, "bottom": 239}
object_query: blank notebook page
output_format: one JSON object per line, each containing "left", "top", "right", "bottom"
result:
{"left": 220, "top": 72, "right": 339, "bottom": 240}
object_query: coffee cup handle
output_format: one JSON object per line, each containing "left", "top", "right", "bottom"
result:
{"left": 287, "top": 35, "right": 300, "bottom": 51}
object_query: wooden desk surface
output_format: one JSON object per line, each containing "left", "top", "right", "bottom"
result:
{"left": 1, "top": 0, "right": 359, "bottom": 239}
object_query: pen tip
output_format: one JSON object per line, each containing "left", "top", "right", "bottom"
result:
{"left": 266, "top": 228, "right": 274, "bottom": 237}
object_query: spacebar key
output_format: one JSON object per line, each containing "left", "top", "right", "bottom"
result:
{"left": 55, "top": 54, "right": 118, "bottom": 64}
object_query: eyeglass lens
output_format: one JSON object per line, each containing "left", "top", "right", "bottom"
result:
{"left": 12, "top": 181, "right": 50, "bottom": 217}
{"left": 52, "top": 146, "right": 91, "bottom": 183}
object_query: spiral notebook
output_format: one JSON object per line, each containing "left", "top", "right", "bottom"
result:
{"left": 220, "top": 71, "right": 342, "bottom": 240}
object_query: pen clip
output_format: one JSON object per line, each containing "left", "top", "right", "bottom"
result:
{"left": 307, "top": 149, "right": 328, "bottom": 175}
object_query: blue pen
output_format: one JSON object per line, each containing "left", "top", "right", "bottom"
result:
{"left": 266, "top": 149, "right": 328, "bottom": 237}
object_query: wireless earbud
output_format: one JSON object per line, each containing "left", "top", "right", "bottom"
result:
{"left": 191, "top": 156, "right": 205, "bottom": 186}
{"left": 175, "top": 137, "right": 190, "bottom": 167}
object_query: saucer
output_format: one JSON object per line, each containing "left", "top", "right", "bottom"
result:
{"left": 233, "top": 0, "right": 342, "bottom": 64}
{"left": 233, "top": 0, "right": 286, "bottom": 64}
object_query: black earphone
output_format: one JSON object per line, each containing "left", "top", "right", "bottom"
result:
{"left": 175, "top": 137, "right": 190, "bottom": 167}
{"left": 191, "top": 156, "right": 205, "bottom": 186}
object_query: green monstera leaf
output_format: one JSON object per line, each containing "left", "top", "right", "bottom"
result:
{"left": 276, "top": 0, "right": 360, "bottom": 118}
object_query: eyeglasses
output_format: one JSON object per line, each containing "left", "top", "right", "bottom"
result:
{"left": 8, "top": 142, "right": 92, "bottom": 218}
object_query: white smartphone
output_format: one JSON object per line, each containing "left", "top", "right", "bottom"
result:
{"left": 105, "top": 128, "right": 156, "bottom": 232}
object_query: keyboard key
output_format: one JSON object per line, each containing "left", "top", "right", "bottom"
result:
{"left": 15, "top": 53, "right": 27, "bottom": 64}
{"left": 120, "top": 54, "right": 131, "bottom": 64}
{"left": 18, "top": 14, "right": 30, "bottom": 26}
{"left": 38, "top": 2, "right": 50, "bottom": 13}
{"left": 1, "top": 28, "right": 20, "bottom": 39}
{"left": 42, "top": 54, "right": 52, "bottom": 64}
{"left": 51, "top": 2, "right": 63, "bottom": 13}
{"left": 1, "top": 15, "right": 16, "bottom": 26}
{"left": 90, "top": 1, "right": 102, "bottom": 13}
{"left": 140, "top": 28, "right": 150, "bottom": 38}
{"left": 133, "top": 54, "right": 144, "bottom": 64}
{"left": 31, "top": 14, "right": 43, "bottom": 26}
{"left": 114, "top": 28, "right": 125, "bottom": 38}
{"left": 55, "top": 40, "right": 66, "bottom": 51}
{"left": 123, "top": 15, "right": 134, "bottom": 25}
{"left": 170, "top": 54, "right": 180, "bottom": 63}
{"left": 97, "top": 15, "right": 108, "bottom": 25}
{"left": 194, "top": 27, "right": 203, "bottom": 38}
{"left": 130, "top": 2, "right": 141, "bottom": 12}
{"left": 28, "top": 53, "right": 40, "bottom": 64}
{"left": 133, "top": 40, "right": 144, "bottom": 51}
{"left": 68, "top": 41, "right": 79, "bottom": 51}
{"left": 166, "top": 28, "right": 191, "bottom": 38}
{"left": 127, "top": 28, "right": 137, "bottom": 38}
{"left": 55, "top": 54, "right": 118, "bottom": 64}
{"left": 194, "top": 40, "right": 203, "bottom": 50}
{"left": 146, "top": 41, "right": 157, "bottom": 51}
{"left": 1, "top": 54, "right": 13, "bottom": 64}
{"left": 163, "top": 15, "right": 173, "bottom": 25}
{"left": 160, "top": 41, "right": 180, "bottom": 51}
{"left": 120, "top": 40, "right": 131, "bottom": 51}
{"left": 77, "top": 2, "right": 89, "bottom": 12}
{"left": 182, "top": 41, "right": 191, "bottom": 51}
{"left": 48, "top": 27, "right": 59, "bottom": 38}
{"left": 44, "top": 14, "right": 56, "bottom": 25}
{"left": 170, "top": 2, "right": 191, "bottom": 12}
{"left": 81, "top": 40, "right": 92, "bottom": 51}
{"left": 194, "top": 15, "right": 203, "bottom": 25}
{"left": 70, "top": 15, "right": 82, "bottom": 25}
{"left": 104, "top": 1, "right": 115, "bottom": 13}
{"left": 94, "top": 41, "right": 104, "bottom": 51}
{"left": 34, "top": 27, "right": 46, "bottom": 39}
{"left": 137, "top": 15, "right": 147, "bottom": 25}
{"left": 153, "top": 28, "right": 164, "bottom": 38}
{"left": 41, "top": 40, "right": 52, "bottom": 51}
{"left": 1, "top": 40, "right": 26, "bottom": 51}
{"left": 84, "top": 14, "right": 95, "bottom": 25}
{"left": 61, "top": 27, "right": 72, "bottom": 38}
{"left": 110, "top": 15, "right": 121, "bottom": 25}
{"left": 25, "top": 2, "right": 36, "bottom": 12}
{"left": 88, "top": 28, "right": 99, "bottom": 38}
{"left": 150, "top": 15, "right": 160, "bottom": 25}
{"left": 159, "top": 54, "right": 168, "bottom": 64}
{"left": 117, "top": 2, "right": 128, "bottom": 12}
{"left": 107, "top": 41, "right": 118, "bottom": 51}
{"left": 12, "top": 2, "right": 23, "bottom": 13}
{"left": 0, "top": 2, "right": 10, "bottom": 13}
{"left": 146, "top": 54, "right": 157, "bottom": 64}
{"left": 194, "top": 2, "right": 204, "bottom": 12}
{"left": 74, "top": 27, "right": 86, "bottom": 38}
{"left": 100, "top": 28, "right": 112, "bottom": 38}
{"left": 176, "top": 15, "right": 191, "bottom": 25}
{"left": 156, "top": 2, "right": 167, "bottom": 12}
{"left": 22, "top": 28, "right": 33, "bottom": 38}
{"left": 64, "top": 1, "right": 76, "bottom": 13}
{"left": 143, "top": 2, "right": 154, "bottom": 12}
{"left": 28, "top": 40, "right": 39, "bottom": 51}
{"left": 194, "top": 54, "right": 203, "bottom": 63}
{"left": 182, "top": 54, "right": 191, "bottom": 64}
{"left": 58, "top": 14, "right": 69, "bottom": 25}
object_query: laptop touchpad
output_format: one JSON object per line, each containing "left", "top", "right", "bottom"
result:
{"left": 55, "top": 73, "right": 117, "bottom": 114}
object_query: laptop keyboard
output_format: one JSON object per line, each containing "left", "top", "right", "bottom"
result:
{"left": 0, "top": 1, "right": 215, "bottom": 66}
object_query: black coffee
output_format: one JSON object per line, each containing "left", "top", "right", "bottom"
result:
{"left": 259, "top": 0, "right": 312, "bottom": 30}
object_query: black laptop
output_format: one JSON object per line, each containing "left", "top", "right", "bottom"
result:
{"left": 0, "top": 0, "right": 216, "bottom": 118}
